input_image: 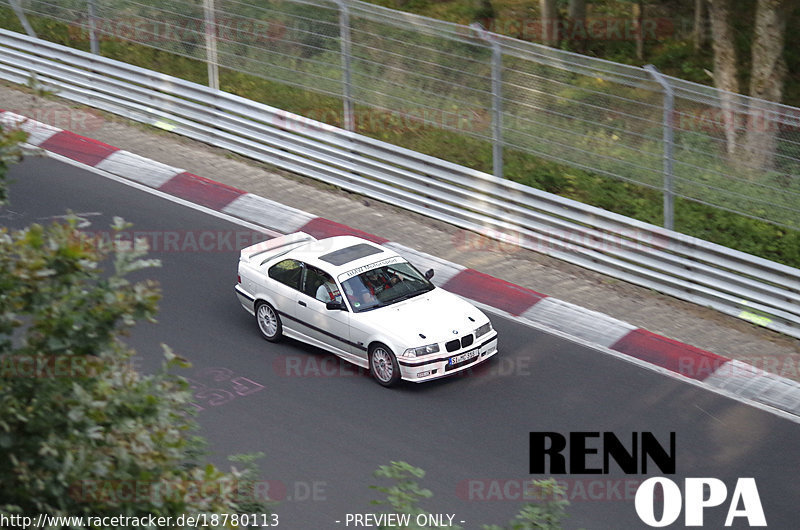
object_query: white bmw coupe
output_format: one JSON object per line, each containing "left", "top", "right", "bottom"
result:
{"left": 235, "top": 232, "right": 498, "bottom": 386}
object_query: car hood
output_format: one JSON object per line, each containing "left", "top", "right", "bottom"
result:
{"left": 355, "top": 287, "right": 489, "bottom": 347}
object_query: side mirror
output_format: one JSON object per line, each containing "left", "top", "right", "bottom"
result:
{"left": 425, "top": 269, "right": 435, "bottom": 280}
{"left": 326, "top": 301, "right": 346, "bottom": 311}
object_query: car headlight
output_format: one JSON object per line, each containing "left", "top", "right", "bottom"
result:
{"left": 403, "top": 343, "right": 440, "bottom": 357}
{"left": 475, "top": 322, "right": 492, "bottom": 338}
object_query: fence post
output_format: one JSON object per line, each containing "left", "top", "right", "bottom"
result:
{"left": 644, "top": 64, "right": 675, "bottom": 231}
{"left": 337, "top": 0, "right": 354, "bottom": 132}
{"left": 203, "top": 0, "right": 220, "bottom": 90}
{"left": 471, "top": 23, "right": 503, "bottom": 179}
{"left": 490, "top": 40, "right": 503, "bottom": 179}
{"left": 9, "top": 0, "right": 36, "bottom": 38}
{"left": 87, "top": 0, "right": 99, "bottom": 55}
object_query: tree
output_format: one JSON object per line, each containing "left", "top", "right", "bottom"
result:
{"left": 568, "top": 0, "right": 586, "bottom": 22}
{"left": 567, "top": 0, "right": 587, "bottom": 51}
{"left": 0, "top": 124, "right": 270, "bottom": 522}
{"left": 370, "top": 461, "right": 458, "bottom": 530}
{"left": 481, "top": 479, "right": 570, "bottom": 530}
{"left": 567, "top": 0, "right": 588, "bottom": 52}
{"left": 744, "top": 0, "right": 792, "bottom": 168}
{"left": 707, "top": 0, "right": 794, "bottom": 166}
{"left": 631, "top": 0, "right": 645, "bottom": 60}
{"left": 540, "top": 0, "right": 560, "bottom": 47}
{"left": 706, "top": 0, "right": 740, "bottom": 155}
{"left": 693, "top": 0, "right": 707, "bottom": 52}
{"left": 0, "top": 123, "right": 25, "bottom": 204}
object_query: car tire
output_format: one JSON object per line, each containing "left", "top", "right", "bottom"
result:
{"left": 255, "top": 301, "right": 282, "bottom": 342}
{"left": 369, "top": 343, "right": 400, "bottom": 387}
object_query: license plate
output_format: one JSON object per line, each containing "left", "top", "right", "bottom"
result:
{"left": 449, "top": 349, "right": 479, "bottom": 365}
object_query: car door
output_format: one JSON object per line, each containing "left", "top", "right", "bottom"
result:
{"left": 295, "top": 264, "right": 356, "bottom": 361}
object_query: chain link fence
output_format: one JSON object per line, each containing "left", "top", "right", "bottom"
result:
{"left": 8, "top": 0, "right": 800, "bottom": 230}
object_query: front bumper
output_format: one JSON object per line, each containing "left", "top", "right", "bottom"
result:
{"left": 397, "top": 332, "right": 499, "bottom": 382}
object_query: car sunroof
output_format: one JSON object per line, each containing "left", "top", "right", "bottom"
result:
{"left": 319, "top": 243, "right": 384, "bottom": 266}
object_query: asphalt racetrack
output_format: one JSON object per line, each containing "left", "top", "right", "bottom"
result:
{"left": 5, "top": 155, "right": 799, "bottom": 529}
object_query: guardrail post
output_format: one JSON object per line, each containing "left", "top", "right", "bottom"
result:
{"left": 645, "top": 64, "right": 675, "bottom": 231}
{"left": 9, "top": 0, "right": 36, "bottom": 39}
{"left": 471, "top": 23, "right": 503, "bottom": 179}
{"left": 87, "top": 0, "right": 99, "bottom": 55}
{"left": 203, "top": 0, "right": 220, "bottom": 90}
{"left": 337, "top": 0, "right": 354, "bottom": 132}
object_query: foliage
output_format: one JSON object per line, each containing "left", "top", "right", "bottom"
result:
{"left": 482, "top": 479, "right": 571, "bottom": 530}
{"left": 26, "top": 73, "right": 58, "bottom": 101}
{"left": 0, "top": 125, "right": 26, "bottom": 205}
{"left": 370, "top": 462, "right": 571, "bottom": 530}
{"left": 648, "top": 40, "right": 712, "bottom": 83}
{"left": 0, "top": 125, "right": 270, "bottom": 521}
{"left": 370, "top": 461, "right": 458, "bottom": 530}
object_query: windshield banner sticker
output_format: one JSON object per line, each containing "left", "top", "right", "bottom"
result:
{"left": 339, "top": 257, "right": 405, "bottom": 281}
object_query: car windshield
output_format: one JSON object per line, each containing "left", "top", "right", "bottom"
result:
{"left": 339, "top": 261, "right": 434, "bottom": 313}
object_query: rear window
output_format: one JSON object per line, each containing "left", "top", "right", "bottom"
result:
{"left": 268, "top": 259, "right": 303, "bottom": 290}
{"left": 319, "top": 243, "right": 383, "bottom": 266}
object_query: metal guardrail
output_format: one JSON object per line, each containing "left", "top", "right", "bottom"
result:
{"left": 1, "top": 29, "right": 799, "bottom": 339}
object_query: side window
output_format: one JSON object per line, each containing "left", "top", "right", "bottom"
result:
{"left": 303, "top": 266, "right": 341, "bottom": 303}
{"left": 268, "top": 259, "right": 303, "bottom": 290}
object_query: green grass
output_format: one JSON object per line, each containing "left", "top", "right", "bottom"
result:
{"left": 2, "top": 5, "right": 798, "bottom": 268}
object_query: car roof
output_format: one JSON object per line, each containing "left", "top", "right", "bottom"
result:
{"left": 288, "top": 235, "right": 401, "bottom": 276}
